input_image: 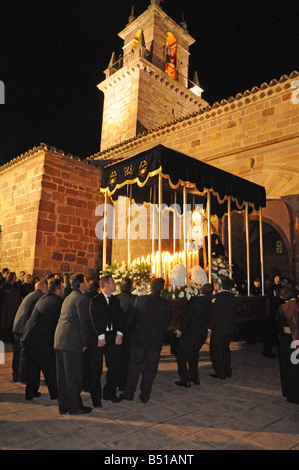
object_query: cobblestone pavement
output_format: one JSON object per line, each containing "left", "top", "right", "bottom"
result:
{"left": 0, "top": 341, "right": 298, "bottom": 451}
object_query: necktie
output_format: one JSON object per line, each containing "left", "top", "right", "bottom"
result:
{"left": 107, "top": 296, "right": 112, "bottom": 330}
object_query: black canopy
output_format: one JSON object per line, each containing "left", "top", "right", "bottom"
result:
{"left": 101, "top": 145, "right": 266, "bottom": 217}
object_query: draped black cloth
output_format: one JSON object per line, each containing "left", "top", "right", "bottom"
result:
{"left": 101, "top": 145, "right": 266, "bottom": 217}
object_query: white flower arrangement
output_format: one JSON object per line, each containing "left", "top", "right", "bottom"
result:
{"left": 102, "top": 260, "right": 152, "bottom": 288}
{"left": 190, "top": 265, "right": 208, "bottom": 286}
{"left": 206, "top": 255, "right": 230, "bottom": 285}
{"left": 169, "top": 263, "right": 186, "bottom": 287}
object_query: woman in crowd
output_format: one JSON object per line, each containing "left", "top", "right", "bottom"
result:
{"left": 275, "top": 287, "right": 299, "bottom": 404}
{"left": 0, "top": 272, "right": 22, "bottom": 342}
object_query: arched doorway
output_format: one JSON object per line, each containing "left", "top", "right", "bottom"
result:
{"left": 250, "top": 220, "right": 291, "bottom": 284}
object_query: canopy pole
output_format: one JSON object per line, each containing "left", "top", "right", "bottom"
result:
{"left": 152, "top": 185, "right": 156, "bottom": 255}
{"left": 173, "top": 191, "right": 176, "bottom": 255}
{"left": 158, "top": 173, "right": 162, "bottom": 277}
{"left": 127, "top": 185, "right": 132, "bottom": 266}
{"left": 102, "top": 192, "right": 107, "bottom": 273}
{"left": 245, "top": 202, "right": 250, "bottom": 296}
{"left": 228, "top": 198, "right": 233, "bottom": 279}
{"left": 207, "top": 191, "right": 212, "bottom": 283}
{"left": 183, "top": 185, "right": 188, "bottom": 280}
{"left": 259, "top": 207, "right": 265, "bottom": 296}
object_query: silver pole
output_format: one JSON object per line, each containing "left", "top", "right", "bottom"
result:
{"left": 173, "top": 191, "right": 176, "bottom": 255}
{"left": 259, "top": 207, "right": 265, "bottom": 295}
{"left": 183, "top": 185, "right": 187, "bottom": 275}
{"left": 228, "top": 198, "right": 233, "bottom": 279}
{"left": 207, "top": 191, "right": 212, "bottom": 283}
{"left": 102, "top": 192, "right": 107, "bottom": 273}
{"left": 158, "top": 173, "right": 162, "bottom": 277}
{"left": 245, "top": 202, "right": 250, "bottom": 296}
{"left": 127, "top": 185, "right": 132, "bottom": 266}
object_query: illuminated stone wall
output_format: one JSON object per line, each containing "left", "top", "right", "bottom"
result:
{"left": 0, "top": 147, "right": 103, "bottom": 278}
{"left": 93, "top": 71, "right": 299, "bottom": 282}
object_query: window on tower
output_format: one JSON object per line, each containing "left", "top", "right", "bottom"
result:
{"left": 165, "top": 32, "right": 177, "bottom": 80}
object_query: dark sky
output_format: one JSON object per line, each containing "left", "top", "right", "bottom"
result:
{"left": 0, "top": 0, "right": 298, "bottom": 166}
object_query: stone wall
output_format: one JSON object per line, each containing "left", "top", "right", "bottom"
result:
{"left": 0, "top": 147, "right": 104, "bottom": 279}
{"left": 0, "top": 150, "right": 44, "bottom": 275}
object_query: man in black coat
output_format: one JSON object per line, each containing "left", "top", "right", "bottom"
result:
{"left": 122, "top": 278, "right": 171, "bottom": 403}
{"left": 174, "top": 283, "right": 214, "bottom": 387}
{"left": 209, "top": 277, "right": 236, "bottom": 380}
{"left": 21, "top": 279, "right": 64, "bottom": 400}
{"left": 54, "top": 273, "right": 91, "bottom": 415}
{"left": 12, "top": 280, "right": 48, "bottom": 382}
{"left": 89, "top": 275, "right": 124, "bottom": 405}
{"left": 116, "top": 277, "right": 137, "bottom": 392}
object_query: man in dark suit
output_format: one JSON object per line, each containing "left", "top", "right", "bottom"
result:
{"left": 21, "top": 279, "right": 64, "bottom": 400}
{"left": 122, "top": 277, "right": 171, "bottom": 403}
{"left": 209, "top": 277, "right": 236, "bottom": 380}
{"left": 117, "top": 277, "right": 137, "bottom": 392}
{"left": 89, "top": 275, "right": 124, "bottom": 405}
{"left": 174, "top": 283, "right": 213, "bottom": 387}
{"left": 12, "top": 280, "right": 48, "bottom": 383}
{"left": 54, "top": 273, "right": 91, "bottom": 415}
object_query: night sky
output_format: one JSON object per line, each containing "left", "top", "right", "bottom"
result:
{"left": 0, "top": 0, "right": 298, "bottom": 167}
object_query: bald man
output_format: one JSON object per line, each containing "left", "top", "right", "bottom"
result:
{"left": 12, "top": 280, "right": 48, "bottom": 382}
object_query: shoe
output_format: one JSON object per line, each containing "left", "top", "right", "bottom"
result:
{"left": 50, "top": 395, "right": 58, "bottom": 400}
{"left": 25, "top": 392, "right": 42, "bottom": 400}
{"left": 175, "top": 381, "right": 191, "bottom": 388}
{"left": 119, "top": 393, "right": 133, "bottom": 401}
{"left": 210, "top": 374, "right": 225, "bottom": 380}
{"left": 190, "top": 378, "right": 200, "bottom": 385}
{"left": 69, "top": 406, "right": 93, "bottom": 415}
{"left": 286, "top": 398, "right": 299, "bottom": 405}
{"left": 103, "top": 395, "right": 124, "bottom": 403}
{"left": 93, "top": 402, "right": 102, "bottom": 408}
{"left": 263, "top": 353, "right": 276, "bottom": 359}
{"left": 139, "top": 394, "right": 149, "bottom": 403}
{"left": 59, "top": 410, "right": 68, "bottom": 415}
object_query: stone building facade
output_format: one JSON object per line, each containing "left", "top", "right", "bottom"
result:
{"left": 0, "top": 1, "right": 298, "bottom": 283}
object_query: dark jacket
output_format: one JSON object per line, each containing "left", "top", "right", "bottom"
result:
{"left": 89, "top": 292, "right": 124, "bottom": 346}
{"left": 117, "top": 291, "right": 137, "bottom": 342}
{"left": 54, "top": 290, "right": 90, "bottom": 352}
{"left": 12, "top": 289, "right": 44, "bottom": 335}
{"left": 128, "top": 293, "right": 171, "bottom": 351}
{"left": 21, "top": 291, "right": 63, "bottom": 350}
{"left": 209, "top": 290, "right": 236, "bottom": 336}
{"left": 179, "top": 294, "right": 212, "bottom": 346}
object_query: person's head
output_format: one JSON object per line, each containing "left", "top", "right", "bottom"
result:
{"left": 150, "top": 277, "right": 165, "bottom": 295}
{"left": 274, "top": 275, "right": 281, "bottom": 285}
{"left": 46, "top": 273, "right": 55, "bottom": 284}
{"left": 1, "top": 268, "right": 9, "bottom": 279}
{"left": 221, "top": 277, "right": 235, "bottom": 291}
{"left": 70, "top": 273, "right": 88, "bottom": 293}
{"left": 87, "top": 279, "right": 99, "bottom": 292}
{"left": 24, "top": 274, "right": 32, "bottom": 284}
{"left": 253, "top": 278, "right": 261, "bottom": 288}
{"left": 48, "top": 278, "right": 64, "bottom": 297}
{"left": 120, "top": 277, "right": 133, "bottom": 293}
{"left": 100, "top": 275, "right": 116, "bottom": 295}
{"left": 6, "top": 271, "right": 17, "bottom": 284}
{"left": 279, "top": 286, "right": 297, "bottom": 301}
{"left": 200, "top": 283, "right": 214, "bottom": 297}
{"left": 35, "top": 280, "right": 48, "bottom": 294}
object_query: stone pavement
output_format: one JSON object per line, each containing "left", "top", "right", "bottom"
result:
{"left": 0, "top": 341, "right": 298, "bottom": 451}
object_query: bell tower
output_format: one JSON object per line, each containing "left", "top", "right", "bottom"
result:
{"left": 97, "top": 0, "right": 208, "bottom": 151}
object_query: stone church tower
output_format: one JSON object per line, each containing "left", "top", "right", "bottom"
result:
{"left": 98, "top": 0, "right": 207, "bottom": 151}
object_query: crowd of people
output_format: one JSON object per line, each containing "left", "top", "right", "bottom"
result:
{"left": 0, "top": 266, "right": 298, "bottom": 414}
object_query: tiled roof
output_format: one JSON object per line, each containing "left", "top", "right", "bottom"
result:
{"left": 88, "top": 70, "right": 299, "bottom": 163}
